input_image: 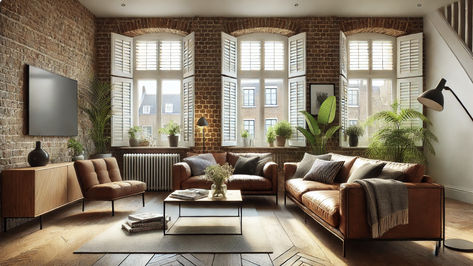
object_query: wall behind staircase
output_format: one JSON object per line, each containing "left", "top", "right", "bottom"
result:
{"left": 424, "top": 14, "right": 473, "bottom": 203}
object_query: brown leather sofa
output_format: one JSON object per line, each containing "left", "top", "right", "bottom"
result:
{"left": 284, "top": 153, "right": 444, "bottom": 257}
{"left": 173, "top": 152, "right": 278, "bottom": 202}
{"left": 75, "top": 157, "right": 147, "bottom": 216}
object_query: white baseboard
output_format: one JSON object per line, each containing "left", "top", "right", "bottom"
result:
{"left": 444, "top": 185, "right": 473, "bottom": 204}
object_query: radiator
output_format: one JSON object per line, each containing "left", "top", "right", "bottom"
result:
{"left": 123, "top": 153, "right": 180, "bottom": 191}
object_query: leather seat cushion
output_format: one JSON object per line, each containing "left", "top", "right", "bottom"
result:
{"left": 286, "top": 178, "right": 340, "bottom": 202}
{"left": 302, "top": 190, "right": 340, "bottom": 227}
{"left": 181, "top": 175, "right": 213, "bottom": 189}
{"left": 85, "top": 180, "right": 146, "bottom": 200}
{"left": 227, "top": 174, "right": 272, "bottom": 191}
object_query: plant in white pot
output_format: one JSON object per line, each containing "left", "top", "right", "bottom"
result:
{"left": 159, "top": 121, "right": 180, "bottom": 147}
{"left": 128, "top": 126, "right": 142, "bottom": 147}
{"left": 241, "top": 130, "right": 250, "bottom": 147}
{"left": 67, "top": 138, "right": 84, "bottom": 161}
{"left": 274, "top": 121, "right": 292, "bottom": 147}
{"left": 266, "top": 126, "right": 276, "bottom": 147}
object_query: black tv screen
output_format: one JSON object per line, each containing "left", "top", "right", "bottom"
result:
{"left": 28, "top": 65, "right": 78, "bottom": 136}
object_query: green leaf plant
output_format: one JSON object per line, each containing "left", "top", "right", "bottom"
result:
{"left": 297, "top": 96, "right": 340, "bottom": 154}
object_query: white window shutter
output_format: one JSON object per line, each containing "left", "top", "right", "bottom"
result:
{"left": 397, "top": 77, "right": 423, "bottom": 128}
{"left": 348, "top": 40, "right": 369, "bottom": 70}
{"left": 288, "top": 32, "right": 306, "bottom": 78}
{"left": 339, "top": 75, "right": 348, "bottom": 134}
{"left": 397, "top": 33, "right": 423, "bottom": 78}
{"left": 111, "top": 33, "right": 133, "bottom": 78}
{"left": 340, "top": 31, "right": 348, "bottom": 78}
{"left": 135, "top": 40, "right": 158, "bottom": 71}
{"left": 221, "top": 32, "right": 238, "bottom": 78}
{"left": 183, "top": 32, "right": 195, "bottom": 78}
{"left": 182, "top": 76, "right": 195, "bottom": 146}
{"left": 222, "top": 76, "right": 238, "bottom": 146}
{"left": 288, "top": 76, "right": 306, "bottom": 146}
{"left": 111, "top": 77, "right": 133, "bottom": 147}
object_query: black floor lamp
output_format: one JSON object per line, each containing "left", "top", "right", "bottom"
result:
{"left": 417, "top": 78, "right": 473, "bottom": 252}
{"left": 197, "top": 117, "right": 208, "bottom": 152}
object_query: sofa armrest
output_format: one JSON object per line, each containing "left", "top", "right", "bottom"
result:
{"left": 283, "top": 162, "right": 298, "bottom": 181}
{"left": 172, "top": 162, "right": 192, "bottom": 190}
{"left": 263, "top": 162, "right": 278, "bottom": 194}
{"left": 421, "top": 174, "right": 434, "bottom": 183}
{"left": 339, "top": 182, "right": 444, "bottom": 240}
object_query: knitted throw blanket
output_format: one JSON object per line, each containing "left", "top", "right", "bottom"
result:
{"left": 355, "top": 178, "right": 409, "bottom": 238}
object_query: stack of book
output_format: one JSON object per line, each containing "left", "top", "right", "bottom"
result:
{"left": 121, "top": 212, "right": 170, "bottom": 233}
{"left": 169, "top": 188, "right": 209, "bottom": 200}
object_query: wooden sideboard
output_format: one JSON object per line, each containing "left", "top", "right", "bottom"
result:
{"left": 2, "top": 162, "right": 83, "bottom": 231}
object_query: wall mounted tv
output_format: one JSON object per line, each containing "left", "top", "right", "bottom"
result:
{"left": 28, "top": 65, "right": 78, "bottom": 136}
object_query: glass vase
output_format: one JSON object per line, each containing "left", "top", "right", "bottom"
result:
{"left": 210, "top": 183, "right": 227, "bottom": 199}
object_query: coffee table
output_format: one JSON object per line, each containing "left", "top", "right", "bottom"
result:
{"left": 163, "top": 190, "right": 243, "bottom": 235}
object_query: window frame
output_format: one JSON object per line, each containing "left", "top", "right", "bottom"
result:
{"left": 265, "top": 86, "right": 278, "bottom": 107}
{"left": 243, "top": 119, "right": 256, "bottom": 138}
{"left": 264, "top": 118, "right": 278, "bottom": 133}
{"left": 242, "top": 87, "right": 256, "bottom": 107}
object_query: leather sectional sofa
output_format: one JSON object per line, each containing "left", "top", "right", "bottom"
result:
{"left": 284, "top": 153, "right": 444, "bottom": 257}
{"left": 172, "top": 152, "right": 278, "bottom": 202}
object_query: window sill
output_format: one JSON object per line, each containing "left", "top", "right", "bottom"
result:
{"left": 242, "top": 106, "right": 256, "bottom": 108}
{"left": 264, "top": 105, "right": 278, "bottom": 108}
{"left": 112, "top": 146, "right": 191, "bottom": 150}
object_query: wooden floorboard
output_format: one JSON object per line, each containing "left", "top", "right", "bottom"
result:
{"left": 0, "top": 192, "right": 472, "bottom": 265}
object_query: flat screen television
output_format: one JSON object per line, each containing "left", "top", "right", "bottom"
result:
{"left": 28, "top": 65, "right": 78, "bottom": 136}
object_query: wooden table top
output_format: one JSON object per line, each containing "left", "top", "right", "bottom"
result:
{"left": 164, "top": 190, "right": 242, "bottom": 203}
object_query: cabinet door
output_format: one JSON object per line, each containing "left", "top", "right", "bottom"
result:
{"left": 67, "top": 165, "right": 83, "bottom": 202}
{"left": 35, "top": 167, "right": 68, "bottom": 216}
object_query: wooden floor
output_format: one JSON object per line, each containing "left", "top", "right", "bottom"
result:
{"left": 0, "top": 192, "right": 472, "bottom": 266}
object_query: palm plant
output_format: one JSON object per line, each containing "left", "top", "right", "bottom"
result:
{"left": 366, "top": 102, "right": 437, "bottom": 163}
{"left": 297, "top": 96, "right": 340, "bottom": 154}
{"left": 81, "top": 79, "right": 112, "bottom": 155}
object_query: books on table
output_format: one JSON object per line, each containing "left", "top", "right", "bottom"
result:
{"left": 169, "top": 188, "right": 209, "bottom": 200}
{"left": 121, "top": 212, "right": 170, "bottom": 233}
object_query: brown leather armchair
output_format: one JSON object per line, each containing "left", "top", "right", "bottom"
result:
{"left": 74, "top": 157, "right": 146, "bottom": 216}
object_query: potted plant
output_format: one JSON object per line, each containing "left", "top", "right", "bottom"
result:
{"left": 81, "top": 79, "right": 112, "bottom": 158}
{"left": 241, "top": 130, "right": 250, "bottom": 147}
{"left": 266, "top": 126, "right": 276, "bottom": 147}
{"left": 159, "top": 121, "right": 180, "bottom": 147}
{"left": 366, "top": 102, "right": 437, "bottom": 163}
{"left": 67, "top": 138, "right": 84, "bottom": 161}
{"left": 205, "top": 163, "right": 234, "bottom": 199}
{"left": 274, "top": 121, "right": 293, "bottom": 147}
{"left": 297, "top": 96, "right": 340, "bottom": 154}
{"left": 128, "top": 126, "right": 142, "bottom": 147}
{"left": 346, "top": 125, "right": 364, "bottom": 147}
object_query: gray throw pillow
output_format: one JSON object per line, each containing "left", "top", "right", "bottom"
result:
{"left": 183, "top": 153, "right": 217, "bottom": 176}
{"left": 255, "top": 154, "right": 272, "bottom": 176}
{"left": 347, "top": 162, "right": 386, "bottom": 183}
{"left": 292, "top": 153, "right": 332, "bottom": 179}
{"left": 377, "top": 168, "right": 406, "bottom": 181}
{"left": 234, "top": 156, "right": 260, "bottom": 175}
{"left": 302, "top": 159, "right": 344, "bottom": 184}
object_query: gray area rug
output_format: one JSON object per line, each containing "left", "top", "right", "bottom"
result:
{"left": 75, "top": 205, "right": 272, "bottom": 254}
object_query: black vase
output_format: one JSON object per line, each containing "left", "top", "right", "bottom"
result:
{"left": 28, "top": 141, "right": 49, "bottom": 167}
{"left": 348, "top": 135, "right": 359, "bottom": 147}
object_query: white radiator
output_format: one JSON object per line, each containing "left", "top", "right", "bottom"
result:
{"left": 123, "top": 153, "right": 180, "bottom": 191}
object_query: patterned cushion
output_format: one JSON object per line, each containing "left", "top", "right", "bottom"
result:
{"left": 183, "top": 153, "right": 217, "bottom": 176}
{"left": 303, "top": 159, "right": 345, "bottom": 184}
{"left": 292, "top": 153, "right": 331, "bottom": 179}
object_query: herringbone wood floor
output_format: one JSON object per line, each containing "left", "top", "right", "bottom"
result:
{"left": 0, "top": 192, "right": 473, "bottom": 265}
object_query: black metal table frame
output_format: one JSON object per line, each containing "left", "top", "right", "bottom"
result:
{"left": 163, "top": 201, "right": 243, "bottom": 236}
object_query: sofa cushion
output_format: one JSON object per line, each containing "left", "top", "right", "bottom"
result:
{"left": 103, "top": 157, "right": 123, "bottom": 182}
{"left": 292, "top": 153, "right": 331, "bottom": 179}
{"left": 228, "top": 153, "right": 272, "bottom": 176}
{"left": 302, "top": 190, "right": 340, "bottom": 227}
{"left": 349, "top": 157, "right": 424, "bottom": 183}
{"left": 346, "top": 162, "right": 386, "bottom": 183}
{"left": 303, "top": 159, "right": 344, "bottom": 184}
{"left": 227, "top": 174, "right": 272, "bottom": 191}
{"left": 85, "top": 180, "right": 146, "bottom": 200}
{"left": 329, "top": 153, "right": 358, "bottom": 183}
{"left": 91, "top": 159, "right": 112, "bottom": 184}
{"left": 183, "top": 153, "right": 217, "bottom": 176}
{"left": 74, "top": 160, "right": 100, "bottom": 192}
{"left": 234, "top": 156, "right": 259, "bottom": 175}
{"left": 181, "top": 175, "right": 213, "bottom": 189}
{"left": 187, "top": 152, "right": 227, "bottom": 165}
{"left": 377, "top": 168, "right": 406, "bottom": 181}
{"left": 286, "top": 178, "right": 340, "bottom": 202}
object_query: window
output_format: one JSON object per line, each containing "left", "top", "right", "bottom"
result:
{"left": 164, "top": 103, "right": 174, "bottom": 113}
{"left": 159, "top": 40, "right": 181, "bottom": 70}
{"left": 348, "top": 120, "right": 358, "bottom": 126}
{"left": 264, "top": 41, "right": 284, "bottom": 70}
{"left": 265, "top": 87, "right": 277, "bottom": 106}
{"left": 241, "top": 41, "right": 261, "bottom": 71}
{"left": 265, "top": 118, "right": 277, "bottom": 133}
{"left": 243, "top": 87, "right": 255, "bottom": 107}
{"left": 349, "top": 40, "right": 369, "bottom": 70}
{"left": 136, "top": 41, "right": 157, "bottom": 71}
{"left": 243, "top": 119, "right": 255, "bottom": 138}
{"left": 347, "top": 89, "right": 359, "bottom": 107}
{"left": 142, "top": 125, "right": 153, "bottom": 138}
{"left": 142, "top": 105, "right": 151, "bottom": 114}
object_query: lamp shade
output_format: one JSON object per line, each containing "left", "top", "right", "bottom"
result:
{"left": 197, "top": 117, "right": 208, "bottom": 127}
{"left": 417, "top": 78, "right": 446, "bottom": 111}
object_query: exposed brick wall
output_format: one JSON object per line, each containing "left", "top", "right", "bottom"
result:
{"left": 95, "top": 16, "right": 422, "bottom": 154}
{"left": 0, "top": 0, "right": 95, "bottom": 229}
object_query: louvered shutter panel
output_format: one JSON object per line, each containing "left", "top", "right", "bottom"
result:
{"left": 372, "top": 40, "right": 393, "bottom": 70}
{"left": 135, "top": 40, "right": 157, "bottom": 70}
{"left": 340, "top": 75, "right": 348, "bottom": 134}
{"left": 397, "top": 77, "right": 423, "bottom": 128}
{"left": 160, "top": 40, "right": 182, "bottom": 70}
{"left": 349, "top": 40, "right": 369, "bottom": 70}
{"left": 340, "top": 32, "right": 347, "bottom": 78}
{"left": 182, "top": 77, "right": 195, "bottom": 146}
{"left": 397, "top": 33, "right": 423, "bottom": 78}
{"left": 288, "top": 76, "right": 306, "bottom": 146}
{"left": 264, "top": 41, "right": 284, "bottom": 71}
{"left": 111, "top": 33, "right": 133, "bottom": 78}
{"left": 222, "top": 33, "right": 238, "bottom": 78}
{"left": 288, "top": 33, "right": 306, "bottom": 78}
{"left": 111, "top": 77, "right": 133, "bottom": 147}
{"left": 241, "top": 41, "right": 261, "bottom": 71}
{"left": 183, "top": 32, "right": 195, "bottom": 78}
{"left": 222, "top": 76, "right": 238, "bottom": 146}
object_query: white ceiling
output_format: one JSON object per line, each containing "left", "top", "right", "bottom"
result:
{"left": 79, "top": 0, "right": 452, "bottom": 18}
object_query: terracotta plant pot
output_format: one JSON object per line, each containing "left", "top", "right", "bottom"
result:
{"left": 129, "top": 138, "right": 139, "bottom": 147}
{"left": 348, "top": 135, "right": 359, "bottom": 147}
{"left": 276, "top": 136, "right": 286, "bottom": 147}
{"left": 168, "top": 135, "right": 179, "bottom": 147}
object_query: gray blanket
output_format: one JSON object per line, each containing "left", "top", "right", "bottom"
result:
{"left": 355, "top": 178, "right": 408, "bottom": 238}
